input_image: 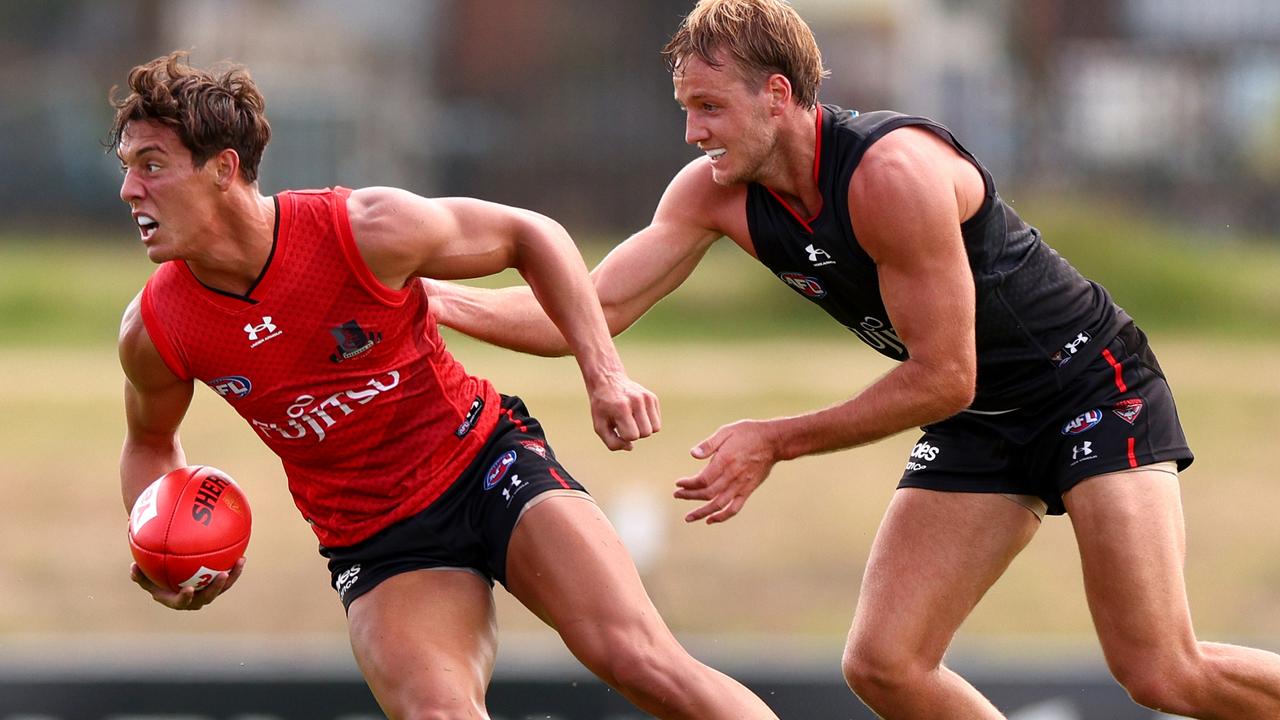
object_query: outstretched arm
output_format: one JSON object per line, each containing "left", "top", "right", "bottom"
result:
{"left": 676, "top": 127, "right": 982, "bottom": 523}
{"left": 427, "top": 160, "right": 727, "bottom": 356}
{"left": 118, "top": 294, "right": 244, "bottom": 608}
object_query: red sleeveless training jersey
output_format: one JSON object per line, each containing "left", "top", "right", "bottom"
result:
{"left": 140, "top": 187, "right": 501, "bottom": 547}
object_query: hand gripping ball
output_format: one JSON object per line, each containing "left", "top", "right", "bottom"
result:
{"left": 128, "top": 465, "right": 252, "bottom": 592}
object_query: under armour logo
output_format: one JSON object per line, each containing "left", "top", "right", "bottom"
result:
{"left": 1072, "top": 441, "right": 1093, "bottom": 461}
{"left": 244, "top": 317, "right": 276, "bottom": 341}
{"left": 1064, "top": 332, "right": 1091, "bottom": 355}
{"left": 243, "top": 317, "right": 282, "bottom": 347}
{"left": 805, "top": 244, "right": 835, "bottom": 266}
{"left": 501, "top": 475, "right": 525, "bottom": 503}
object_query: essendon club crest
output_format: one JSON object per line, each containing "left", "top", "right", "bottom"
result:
{"left": 1113, "top": 398, "right": 1144, "bottom": 425}
{"left": 329, "top": 320, "right": 382, "bottom": 363}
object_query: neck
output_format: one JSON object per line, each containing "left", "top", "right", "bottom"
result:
{"left": 186, "top": 187, "right": 276, "bottom": 296}
{"left": 758, "top": 104, "right": 822, "bottom": 217}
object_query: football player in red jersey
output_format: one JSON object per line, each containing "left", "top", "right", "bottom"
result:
{"left": 110, "top": 51, "right": 777, "bottom": 720}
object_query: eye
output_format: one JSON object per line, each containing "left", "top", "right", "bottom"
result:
{"left": 146, "top": 162, "right": 161, "bottom": 173}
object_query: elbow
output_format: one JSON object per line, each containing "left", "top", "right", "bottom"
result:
{"left": 928, "top": 359, "right": 976, "bottom": 417}
{"left": 946, "top": 365, "right": 977, "bottom": 414}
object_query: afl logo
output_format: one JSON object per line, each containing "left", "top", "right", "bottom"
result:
{"left": 484, "top": 450, "right": 518, "bottom": 490}
{"left": 1061, "top": 409, "right": 1103, "bottom": 435}
{"left": 208, "top": 375, "right": 252, "bottom": 399}
{"left": 779, "top": 272, "right": 827, "bottom": 299}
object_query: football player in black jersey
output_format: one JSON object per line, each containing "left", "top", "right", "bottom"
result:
{"left": 429, "top": 1, "right": 1280, "bottom": 717}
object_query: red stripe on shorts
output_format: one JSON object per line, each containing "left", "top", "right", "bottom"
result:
{"left": 1102, "top": 348, "right": 1127, "bottom": 393}
{"left": 1127, "top": 437, "right": 1138, "bottom": 468}
{"left": 549, "top": 467, "right": 571, "bottom": 489}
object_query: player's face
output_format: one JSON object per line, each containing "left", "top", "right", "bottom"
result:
{"left": 673, "top": 54, "right": 777, "bottom": 186}
{"left": 117, "top": 120, "right": 221, "bottom": 264}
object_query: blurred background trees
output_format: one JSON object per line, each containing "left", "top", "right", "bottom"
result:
{"left": 2, "top": 0, "right": 1278, "bottom": 239}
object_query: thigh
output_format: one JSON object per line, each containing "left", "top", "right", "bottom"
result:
{"left": 849, "top": 488, "right": 1041, "bottom": 662}
{"left": 347, "top": 568, "right": 498, "bottom": 720}
{"left": 505, "top": 495, "right": 675, "bottom": 657}
{"left": 1063, "top": 467, "right": 1196, "bottom": 665}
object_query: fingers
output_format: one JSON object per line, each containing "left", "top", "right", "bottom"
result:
{"left": 593, "top": 384, "right": 662, "bottom": 452}
{"left": 678, "top": 492, "right": 745, "bottom": 524}
{"left": 674, "top": 468, "right": 744, "bottom": 524}
{"left": 130, "top": 560, "right": 243, "bottom": 611}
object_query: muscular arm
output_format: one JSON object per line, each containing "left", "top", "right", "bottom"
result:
{"left": 677, "top": 127, "right": 981, "bottom": 522}
{"left": 347, "top": 187, "right": 690, "bottom": 448}
{"left": 119, "top": 293, "right": 193, "bottom": 511}
{"left": 767, "top": 127, "right": 978, "bottom": 458}
{"left": 119, "top": 293, "right": 241, "bottom": 607}
{"left": 427, "top": 160, "right": 727, "bottom": 356}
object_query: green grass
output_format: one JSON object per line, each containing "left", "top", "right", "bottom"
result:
{"left": 5, "top": 200, "right": 1280, "bottom": 348}
{"left": 0, "top": 237, "right": 153, "bottom": 346}
{"left": 1020, "top": 197, "right": 1280, "bottom": 337}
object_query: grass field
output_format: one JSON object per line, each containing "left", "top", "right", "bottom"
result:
{"left": 3, "top": 218, "right": 1280, "bottom": 661}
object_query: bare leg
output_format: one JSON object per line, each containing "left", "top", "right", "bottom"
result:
{"left": 505, "top": 495, "right": 777, "bottom": 720}
{"left": 843, "top": 488, "right": 1042, "bottom": 719}
{"left": 346, "top": 569, "right": 498, "bottom": 720}
{"left": 1066, "top": 469, "right": 1280, "bottom": 719}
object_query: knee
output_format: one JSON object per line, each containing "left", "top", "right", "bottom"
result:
{"left": 842, "top": 635, "right": 931, "bottom": 701}
{"left": 1109, "top": 653, "right": 1202, "bottom": 713}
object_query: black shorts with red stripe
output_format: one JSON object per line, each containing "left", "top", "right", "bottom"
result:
{"left": 898, "top": 323, "right": 1193, "bottom": 515}
{"left": 322, "top": 394, "right": 588, "bottom": 610}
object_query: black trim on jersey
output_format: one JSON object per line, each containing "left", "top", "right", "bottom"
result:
{"left": 183, "top": 195, "right": 279, "bottom": 305}
{"left": 244, "top": 195, "right": 281, "bottom": 298}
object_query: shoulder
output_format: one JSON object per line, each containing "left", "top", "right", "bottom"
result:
{"left": 344, "top": 186, "right": 458, "bottom": 279}
{"left": 346, "top": 186, "right": 446, "bottom": 238}
{"left": 118, "top": 291, "right": 182, "bottom": 387}
{"left": 857, "top": 126, "right": 954, "bottom": 180}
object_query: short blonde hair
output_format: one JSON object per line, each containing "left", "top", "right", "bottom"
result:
{"left": 662, "top": 0, "right": 829, "bottom": 108}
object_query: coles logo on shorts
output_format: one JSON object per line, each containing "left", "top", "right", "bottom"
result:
{"left": 484, "top": 450, "right": 518, "bottom": 490}
{"left": 1061, "top": 409, "right": 1103, "bottom": 435}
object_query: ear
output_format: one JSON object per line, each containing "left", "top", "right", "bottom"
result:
{"left": 211, "top": 148, "right": 242, "bottom": 190}
{"left": 765, "top": 73, "right": 793, "bottom": 115}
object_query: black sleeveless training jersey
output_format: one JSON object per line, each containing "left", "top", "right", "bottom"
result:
{"left": 747, "top": 105, "right": 1130, "bottom": 411}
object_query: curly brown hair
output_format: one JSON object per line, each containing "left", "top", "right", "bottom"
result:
{"left": 662, "top": 0, "right": 829, "bottom": 108}
{"left": 107, "top": 51, "right": 271, "bottom": 182}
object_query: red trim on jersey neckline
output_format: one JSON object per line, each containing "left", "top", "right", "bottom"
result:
{"left": 764, "top": 104, "right": 825, "bottom": 234}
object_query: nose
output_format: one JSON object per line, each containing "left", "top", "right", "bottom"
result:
{"left": 685, "top": 114, "right": 709, "bottom": 146}
{"left": 119, "top": 167, "right": 143, "bottom": 206}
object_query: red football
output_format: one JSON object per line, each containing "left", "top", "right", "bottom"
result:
{"left": 128, "top": 465, "right": 252, "bottom": 592}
